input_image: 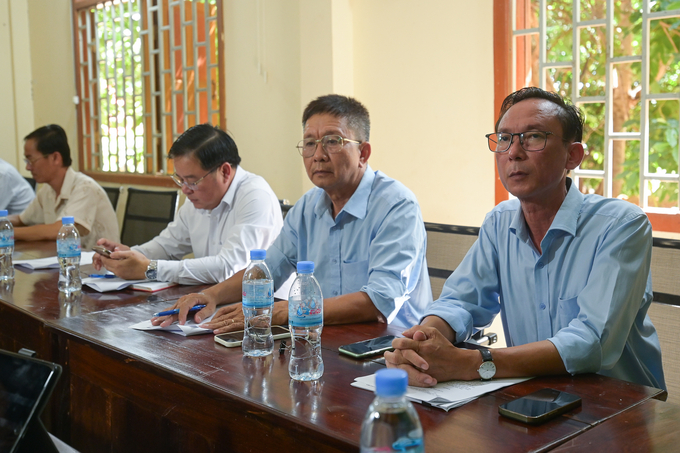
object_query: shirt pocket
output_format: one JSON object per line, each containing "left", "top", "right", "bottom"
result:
{"left": 341, "top": 259, "right": 369, "bottom": 294}
{"left": 557, "top": 295, "right": 580, "bottom": 329}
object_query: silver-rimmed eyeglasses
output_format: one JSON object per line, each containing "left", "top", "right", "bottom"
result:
{"left": 171, "top": 164, "right": 220, "bottom": 190}
{"left": 485, "top": 131, "right": 564, "bottom": 153}
{"left": 296, "top": 135, "right": 361, "bottom": 158}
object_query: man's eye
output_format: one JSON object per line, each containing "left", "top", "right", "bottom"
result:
{"left": 304, "top": 140, "right": 317, "bottom": 147}
{"left": 325, "top": 138, "right": 341, "bottom": 146}
{"left": 498, "top": 134, "right": 510, "bottom": 143}
{"left": 526, "top": 132, "right": 544, "bottom": 140}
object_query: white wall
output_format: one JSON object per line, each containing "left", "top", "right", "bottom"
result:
{"left": 1, "top": 0, "right": 496, "bottom": 226}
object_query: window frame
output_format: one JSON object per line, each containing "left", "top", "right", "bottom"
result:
{"left": 71, "top": 0, "right": 225, "bottom": 187}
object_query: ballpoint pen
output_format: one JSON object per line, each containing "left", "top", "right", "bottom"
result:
{"left": 87, "top": 274, "right": 117, "bottom": 278}
{"left": 153, "top": 304, "right": 206, "bottom": 317}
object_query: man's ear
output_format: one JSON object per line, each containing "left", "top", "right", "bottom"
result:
{"left": 359, "top": 141, "right": 371, "bottom": 167}
{"left": 219, "top": 162, "right": 233, "bottom": 180}
{"left": 50, "top": 151, "right": 64, "bottom": 167}
{"left": 566, "top": 142, "right": 584, "bottom": 171}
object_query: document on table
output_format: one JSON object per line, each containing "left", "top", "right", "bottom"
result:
{"left": 352, "top": 373, "right": 531, "bottom": 411}
{"left": 82, "top": 275, "right": 177, "bottom": 293}
{"left": 14, "top": 251, "right": 96, "bottom": 269}
{"left": 130, "top": 312, "right": 216, "bottom": 336}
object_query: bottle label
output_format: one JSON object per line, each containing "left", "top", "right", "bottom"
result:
{"left": 242, "top": 280, "right": 273, "bottom": 308}
{"left": 57, "top": 239, "right": 81, "bottom": 258}
{"left": 289, "top": 296, "right": 322, "bottom": 327}
{"left": 0, "top": 231, "right": 13, "bottom": 247}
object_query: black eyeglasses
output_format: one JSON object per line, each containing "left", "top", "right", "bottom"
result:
{"left": 485, "top": 131, "right": 565, "bottom": 153}
{"left": 171, "top": 164, "right": 221, "bottom": 190}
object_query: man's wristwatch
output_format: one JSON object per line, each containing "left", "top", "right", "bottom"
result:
{"left": 477, "top": 349, "right": 496, "bottom": 380}
{"left": 145, "top": 260, "right": 158, "bottom": 281}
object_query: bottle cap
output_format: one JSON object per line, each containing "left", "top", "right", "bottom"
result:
{"left": 0, "top": 210, "right": 7, "bottom": 217}
{"left": 61, "top": 216, "right": 75, "bottom": 224}
{"left": 250, "top": 249, "right": 266, "bottom": 260}
{"left": 374, "top": 368, "right": 408, "bottom": 397}
{"left": 296, "top": 261, "right": 314, "bottom": 273}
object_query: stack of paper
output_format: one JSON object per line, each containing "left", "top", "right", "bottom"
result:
{"left": 14, "top": 251, "right": 96, "bottom": 269}
{"left": 81, "top": 276, "right": 177, "bottom": 293}
{"left": 130, "top": 313, "right": 215, "bottom": 336}
{"left": 352, "top": 373, "right": 530, "bottom": 411}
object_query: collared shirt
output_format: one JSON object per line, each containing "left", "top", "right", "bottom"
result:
{"left": 0, "top": 158, "right": 35, "bottom": 215}
{"left": 19, "top": 167, "right": 120, "bottom": 250}
{"left": 425, "top": 178, "right": 665, "bottom": 390}
{"left": 265, "top": 166, "right": 432, "bottom": 328}
{"left": 132, "top": 167, "right": 284, "bottom": 286}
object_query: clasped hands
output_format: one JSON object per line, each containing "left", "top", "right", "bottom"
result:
{"left": 385, "top": 325, "right": 480, "bottom": 387}
{"left": 92, "top": 238, "right": 150, "bottom": 280}
{"left": 150, "top": 292, "right": 289, "bottom": 335}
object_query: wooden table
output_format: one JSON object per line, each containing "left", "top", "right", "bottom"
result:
{"left": 0, "top": 241, "right": 673, "bottom": 453}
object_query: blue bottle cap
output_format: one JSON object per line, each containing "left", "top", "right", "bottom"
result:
{"left": 0, "top": 210, "right": 7, "bottom": 217}
{"left": 250, "top": 249, "right": 266, "bottom": 260}
{"left": 374, "top": 368, "right": 408, "bottom": 397}
{"left": 296, "top": 261, "right": 314, "bottom": 273}
{"left": 61, "top": 216, "right": 75, "bottom": 224}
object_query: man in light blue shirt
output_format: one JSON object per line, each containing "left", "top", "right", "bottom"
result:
{"left": 154, "top": 94, "right": 431, "bottom": 331}
{"left": 386, "top": 87, "right": 665, "bottom": 390}
{"left": 0, "top": 157, "right": 35, "bottom": 215}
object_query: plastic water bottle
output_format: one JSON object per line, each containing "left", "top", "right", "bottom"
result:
{"left": 288, "top": 261, "right": 323, "bottom": 381}
{"left": 242, "top": 249, "right": 275, "bottom": 357}
{"left": 57, "top": 216, "right": 81, "bottom": 293}
{"left": 0, "top": 210, "right": 14, "bottom": 281}
{"left": 360, "top": 368, "right": 424, "bottom": 452}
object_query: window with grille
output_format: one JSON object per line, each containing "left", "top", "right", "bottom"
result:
{"left": 73, "top": 0, "right": 224, "bottom": 178}
{"left": 510, "top": 0, "right": 680, "bottom": 213}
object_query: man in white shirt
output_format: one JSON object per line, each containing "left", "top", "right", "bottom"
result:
{"left": 94, "top": 124, "right": 284, "bottom": 285}
{"left": 0, "top": 157, "right": 35, "bottom": 215}
{"left": 8, "top": 125, "right": 119, "bottom": 249}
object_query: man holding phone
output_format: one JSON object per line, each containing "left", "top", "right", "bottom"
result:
{"left": 386, "top": 88, "right": 665, "bottom": 391}
{"left": 94, "top": 124, "right": 284, "bottom": 286}
{"left": 153, "top": 94, "right": 432, "bottom": 332}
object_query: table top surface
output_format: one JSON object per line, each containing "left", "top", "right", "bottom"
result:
{"left": 2, "top": 241, "right": 671, "bottom": 452}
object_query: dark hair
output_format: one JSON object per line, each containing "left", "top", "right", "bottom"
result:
{"left": 168, "top": 124, "right": 240, "bottom": 170}
{"left": 302, "top": 94, "right": 370, "bottom": 142}
{"left": 495, "top": 87, "right": 584, "bottom": 143}
{"left": 24, "top": 124, "right": 72, "bottom": 167}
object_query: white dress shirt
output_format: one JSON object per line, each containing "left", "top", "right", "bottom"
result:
{"left": 132, "top": 166, "right": 284, "bottom": 286}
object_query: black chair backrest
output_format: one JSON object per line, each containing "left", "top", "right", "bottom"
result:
{"left": 120, "top": 188, "right": 178, "bottom": 246}
{"left": 424, "top": 223, "right": 480, "bottom": 299}
{"left": 24, "top": 177, "right": 37, "bottom": 191}
{"left": 103, "top": 186, "right": 121, "bottom": 210}
{"left": 279, "top": 199, "right": 293, "bottom": 218}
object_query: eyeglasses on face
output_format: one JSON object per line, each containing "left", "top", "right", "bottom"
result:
{"left": 171, "top": 164, "right": 221, "bottom": 190}
{"left": 296, "top": 135, "right": 361, "bottom": 158}
{"left": 24, "top": 155, "right": 47, "bottom": 166}
{"left": 485, "top": 131, "right": 565, "bottom": 153}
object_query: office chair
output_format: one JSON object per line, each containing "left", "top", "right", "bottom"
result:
{"left": 24, "top": 177, "right": 37, "bottom": 191}
{"left": 102, "top": 186, "right": 122, "bottom": 211}
{"left": 120, "top": 188, "right": 179, "bottom": 246}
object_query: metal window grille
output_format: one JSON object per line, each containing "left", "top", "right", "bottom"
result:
{"left": 512, "top": 0, "right": 680, "bottom": 211}
{"left": 74, "top": 0, "right": 223, "bottom": 175}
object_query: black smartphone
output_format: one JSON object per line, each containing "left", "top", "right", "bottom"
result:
{"left": 498, "top": 388, "right": 582, "bottom": 425}
{"left": 338, "top": 335, "right": 397, "bottom": 358}
{"left": 92, "top": 246, "right": 112, "bottom": 257}
{"left": 214, "top": 326, "right": 290, "bottom": 348}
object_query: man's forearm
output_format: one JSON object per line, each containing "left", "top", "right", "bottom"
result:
{"left": 201, "top": 269, "right": 246, "bottom": 306}
{"left": 487, "top": 341, "right": 567, "bottom": 379}
{"left": 323, "top": 291, "right": 382, "bottom": 325}
{"left": 8, "top": 214, "right": 24, "bottom": 227}
{"left": 14, "top": 221, "right": 62, "bottom": 241}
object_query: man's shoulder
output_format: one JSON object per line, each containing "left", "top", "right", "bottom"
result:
{"left": 580, "top": 193, "right": 647, "bottom": 223}
{"left": 369, "top": 170, "right": 419, "bottom": 205}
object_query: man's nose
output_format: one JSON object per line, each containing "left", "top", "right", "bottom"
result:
{"left": 180, "top": 184, "right": 194, "bottom": 195}
{"left": 312, "top": 142, "right": 328, "bottom": 160}
{"left": 507, "top": 135, "right": 525, "bottom": 159}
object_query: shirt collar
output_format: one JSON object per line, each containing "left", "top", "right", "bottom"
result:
{"left": 510, "top": 177, "right": 582, "bottom": 242}
{"left": 219, "top": 165, "right": 244, "bottom": 210}
{"left": 56, "top": 167, "right": 77, "bottom": 203}
{"left": 314, "top": 165, "right": 375, "bottom": 221}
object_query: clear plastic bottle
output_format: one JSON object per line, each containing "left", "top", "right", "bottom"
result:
{"left": 242, "top": 249, "right": 275, "bottom": 357}
{"left": 57, "top": 216, "right": 82, "bottom": 293}
{"left": 0, "top": 210, "right": 14, "bottom": 282}
{"left": 360, "top": 368, "right": 424, "bottom": 453}
{"left": 288, "top": 261, "right": 323, "bottom": 381}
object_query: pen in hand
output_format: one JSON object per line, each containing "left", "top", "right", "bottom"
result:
{"left": 153, "top": 304, "right": 206, "bottom": 318}
{"left": 87, "top": 274, "right": 117, "bottom": 279}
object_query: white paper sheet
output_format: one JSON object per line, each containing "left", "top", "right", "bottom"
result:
{"left": 14, "top": 251, "right": 95, "bottom": 269}
{"left": 130, "top": 312, "right": 216, "bottom": 336}
{"left": 352, "top": 373, "right": 531, "bottom": 411}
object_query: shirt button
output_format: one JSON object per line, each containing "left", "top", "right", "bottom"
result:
{"left": 333, "top": 290, "right": 339, "bottom": 296}
{"left": 539, "top": 303, "right": 546, "bottom": 310}
{"left": 332, "top": 259, "right": 338, "bottom": 264}
{"left": 537, "top": 262, "right": 544, "bottom": 269}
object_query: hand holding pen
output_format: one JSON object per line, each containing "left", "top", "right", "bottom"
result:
{"left": 150, "top": 291, "right": 216, "bottom": 327}
{"left": 153, "top": 305, "right": 206, "bottom": 318}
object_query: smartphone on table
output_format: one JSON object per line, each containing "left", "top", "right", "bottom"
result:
{"left": 214, "top": 326, "right": 290, "bottom": 348}
{"left": 338, "top": 335, "right": 398, "bottom": 359}
{"left": 92, "top": 246, "right": 113, "bottom": 257}
{"left": 498, "top": 388, "right": 582, "bottom": 425}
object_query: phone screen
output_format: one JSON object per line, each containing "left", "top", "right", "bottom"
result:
{"left": 338, "top": 335, "right": 397, "bottom": 358}
{"left": 499, "top": 388, "right": 581, "bottom": 424}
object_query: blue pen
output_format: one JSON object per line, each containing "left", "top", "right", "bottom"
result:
{"left": 87, "top": 274, "right": 117, "bottom": 278}
{"left": 153, "top": 304, "right": 206, "bottom": 317}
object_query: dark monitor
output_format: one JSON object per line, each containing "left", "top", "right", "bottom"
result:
{"left": 0, "top": 350, "right": 62, "bottom": 453}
